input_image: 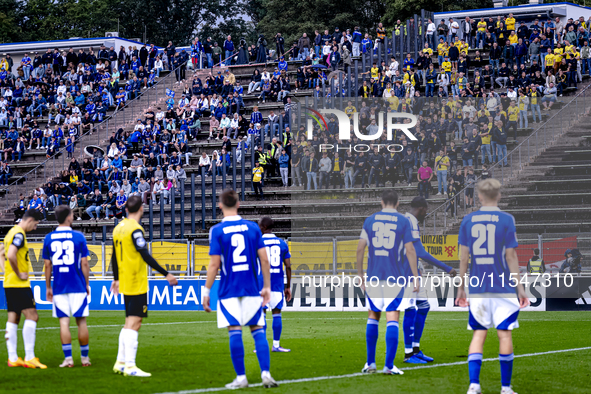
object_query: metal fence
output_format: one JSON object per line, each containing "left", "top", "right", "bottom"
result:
{"left": 5, "top": 232, "right": 588, "bottom": 279}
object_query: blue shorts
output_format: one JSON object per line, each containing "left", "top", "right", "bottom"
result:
{"left": 463, "top": 158, "right": 473, "bottom": 167}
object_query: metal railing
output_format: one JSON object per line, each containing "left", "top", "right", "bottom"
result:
{"left": 4, "top": 232, "right": 588, "bottom": 279}
{"left": 423, "top": 83, "right": 591, "bottom": 234}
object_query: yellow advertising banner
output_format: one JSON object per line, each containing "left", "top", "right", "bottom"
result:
{"left": 420, "top": 235, "right": 459, "bottom": 261}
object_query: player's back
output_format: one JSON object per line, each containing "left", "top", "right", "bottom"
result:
{"left": 113, "top": 218, "right": 147, "bottom": 295}
{"left": 459, "top": 206, "right": 518, "bottom": 294}
{"left": 209, "top": 216, "right": 264, "bottom": 299}
{"left": 361, "top": 208, "right": 413, "bottom": 279}
{"left": 3, "top": 225, "right": 31, "bottom": 288}
{"left": 262, "top": 234, "right": 290, "bottom": 292}
{"left": 42, "top": 227, "right": 88, "bottom": 295}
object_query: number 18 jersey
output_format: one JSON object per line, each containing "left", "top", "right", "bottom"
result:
{"left": 360, "top": 208, "right": 414, "bottom": 280}
{"left": 262, "top": 234, "right": 291, "bottom": 292}
{"left": 209, "top": 215, "right": 266, "bottom": 300}
{"left": 458, "top": 206, "right": 519, "bottom": 294}
{"left": 42, "top": 227, "right": 89, "bottom": 295}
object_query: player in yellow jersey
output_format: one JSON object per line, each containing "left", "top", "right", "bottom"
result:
{"left": 110, "top": 196, "right": 177, "bottom": 377}
{"left": 4, "top": 209, "right": 46, "bottom": 369}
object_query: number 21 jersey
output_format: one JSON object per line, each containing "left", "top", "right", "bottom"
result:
{"left": 458, "top": 206, "right": 518, "bottom": 294}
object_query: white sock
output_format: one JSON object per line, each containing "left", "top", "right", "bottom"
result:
{"left": 123, "top": 328, "right": 139, "bottom": 367}
{"left": 261, "top": 370, "right": 271, "bottom": 379}
{"left": 237, "top": 374, "right": 247, "bottom": 381}
{"left": 5, "top": 322, "right": 18, "bottom": 362}
{"left": 273, "top": 340, "right": 280, "bottom": 348}
{"left": 23, "top": 320, "right": 36, "bottom": 361}
{"left": 117, "top": 328, "right": 126, "bottom": 363}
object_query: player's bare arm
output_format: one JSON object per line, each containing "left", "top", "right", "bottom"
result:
{"left": 81, "top": 256, "right": 90, "bottom": 294}
{"left": 284, "top": 257, "right": 292, "bottom": 302}
{"left": 405, "top": 241, "right": 419, "bottom": 292}
{"left": 257, "top": 247, "right": 271, "bottom": 307}
{"left": 203, "top": 254, "right": 221, "bottom": 312}
{"left": 456, "top": 245, "right": 470, "bottom": 307}
{"left": 356, "top": 238, "right": 367, "bottom": 292}
{"left": 43, "top": 258, "right": 53, "bottom": 302}
{"left": 505, "top": 247, "right": 530, "bottom": 308}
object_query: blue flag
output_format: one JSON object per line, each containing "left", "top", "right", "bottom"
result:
{"left": 166, "top": 89, "right": 175, "bottom": 98}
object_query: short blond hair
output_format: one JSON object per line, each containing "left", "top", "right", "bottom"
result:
{"left": 476, "top": 178, "right": 501, "bottom": 201}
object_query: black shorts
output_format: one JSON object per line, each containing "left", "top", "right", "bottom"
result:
{"left": 466, "top": 189, "right": 474, "bottom": 198}
{"left": 124, "top": 293, "right": 148, "bottom": 318}
{"left": 5, "top": 287, "right": 36, "bottom": 314}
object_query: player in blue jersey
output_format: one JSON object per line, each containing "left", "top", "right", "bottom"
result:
{"left": 203, "top": 189, "right": 279, "bottom": 389}
{"left": 356, "top": 190, "right": 419, "bottom": 375}
{"left": 259, "top": 217, "right": 292, "bottom": 352}
{"left": 456, "top": 179, "right": 529, "bottom": 394}
{"left": 402, "top": 197, "right": 457, "bottom": 364}
{"left": 42, "top": 205, "right": 91, "bottom": 368}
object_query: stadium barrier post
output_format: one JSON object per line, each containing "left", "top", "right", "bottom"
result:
{"left": 149, "top": 196, "right": 154, "bottom": 241}
{"left": 171, "top": 186, "right": 176, "bottom": 239}
{"left": 251, "top": 140, "right": 255, "bottom": 191}
{"left": 406, "top": 20, "right": 411, "bottom": 56}
{"left": 339, "top": 72, "right": 344, "bottom": 108}
{"left": 232, "top": 147, "right": 237, "bottom": 191}
{"left": 332, "top": 238, "right": 337, "bottom": 275}
{"left": 391, "top": 30, "right": 396, "bottom": 63}
{"left": 354, "top": 59, "right": 359, "bottom": 100}
{"left": 191, "top": 173, "right": 196, "bottom": 234}
{"left": 222, "top": 153, "right": 227, "bottom": 189}
{"left": 212, "top": 169, "right": 217, "bottom": 221}
{"left": 443, "top": 207, "right": 446, "bottom": 228}
{"left": 160, "top": 193, "right": 164, "bottom": 239}
{"left": 180, "top": 181, "right": 185, "bottom": 239}
{"left": 201, "top": 166, "right": 206, "bottom": 230}
{"left": 241, "top": 141, "right": 246, "bottom": 200}
{"left": 398, "top": 32, "right": 404, "bottom": 73}
{"left": 414, "top": 14, "right": 419, "bottom": 60}
{"left": 347, "top": 65, "right": 352, "bottom": 97}
{"left": 378, "top": 42, "right": 382, "bottom": 73}
{"left": 186, "top": 240, "right": 190, "bottom": 277}
{"left": 361, "top": 52, "right": 366, "bottom": 83}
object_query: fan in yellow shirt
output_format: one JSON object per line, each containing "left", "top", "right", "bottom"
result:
{"left": 509, "top": 32, "right": 518, "bottom": 45}
{"left": 545, "top": 53, "right": 555, "bottom": 68}
{"left": 554, "top": 46, "right": 564, "bottom": 63}
{"left": 506, "top": 15, "right": 516, "bottom": 31}
{"left": 442, "top": 57, "right": 452, "bottom": 72}
{"left": 437, "top": 42, "right": 449, "bottom": 57}
{"left": 507, "top": 102, "right": 519, "bottom": 122}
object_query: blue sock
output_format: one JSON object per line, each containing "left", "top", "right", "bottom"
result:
{"left": 228, "top": 330, "right": 245, "bottom": 376}
{"left": 365, "top": 318, "right": 379, "bottom": 365}
{"left": 403, "top": 308, "right": 416, "bottom": 354}
{"left": 499, "top": 353, "right": 514, "bottom": 387}
{"left": 468, "top": 353, "right": 483, "bottom": 384}
{"left": 385, "top": 321, "right": 399, "bottom": 369}
{"left": 413, "top": 301, "right": 430, "bottom": 349}
{"left": 80, "top": 344, "right": 89, "bottom": 358}
{"left": 272, "top": 314, "right": 282, "bottom": 344}
{"left": 62, "top": 343, "right": 72, "bottom": 359}
{"left": 252, "top": 328, "right": 270, "bottom": 372}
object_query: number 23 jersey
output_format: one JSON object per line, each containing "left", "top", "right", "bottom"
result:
{"left": 458, "top": 206, "right": 518, "bottom": 294}
{"left": 42, "top": 227, "right": 89, "bottom": 295}
{"left": 209, "top": 215, "right": 266, "bottom": 299}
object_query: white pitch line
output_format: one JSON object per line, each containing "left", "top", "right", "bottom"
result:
{"left": 154, "top": 346, "right": 591, "bottom": 394}
{"left": 23, "top": 317, "right": 576, "bottom": 331}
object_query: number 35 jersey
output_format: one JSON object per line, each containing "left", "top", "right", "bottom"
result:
{"left": 459, "top": 206, "right": 519, "bottom": 294}
{"left": 42, "top": 226, "right": 89, "bottom": 295}
{"left": 209, "top": 215, "right": 266, "bottom": 300}
{"left": 360, "top": 208, "right": 414, "bottom": 280}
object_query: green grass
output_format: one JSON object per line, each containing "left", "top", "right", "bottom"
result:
{"left": 1, "top": 311, "right": 590, "bottom": 393}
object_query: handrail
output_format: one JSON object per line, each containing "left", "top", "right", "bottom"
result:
{"left": 424, "top": 83, "right": 591, "bottom": 232}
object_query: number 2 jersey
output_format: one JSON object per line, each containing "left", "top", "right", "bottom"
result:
{"left": 360, "top": 208, "right": 414, "bottom": 280}
{"left": 209, "top": 215, "right": 266, "bottom": 299}
{"left": 458, "top": 206, "right": 519, "bottom": 294}
{"left": 42, "top": 227, "right": 89, "bottom": 295}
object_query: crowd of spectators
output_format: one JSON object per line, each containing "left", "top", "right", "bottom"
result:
{"left": 11, "top": 12, "right": 591, "bottom": 221}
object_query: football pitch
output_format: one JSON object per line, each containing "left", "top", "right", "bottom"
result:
{"left": 2, "top": 311, "right": 590, "bottom": 394}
